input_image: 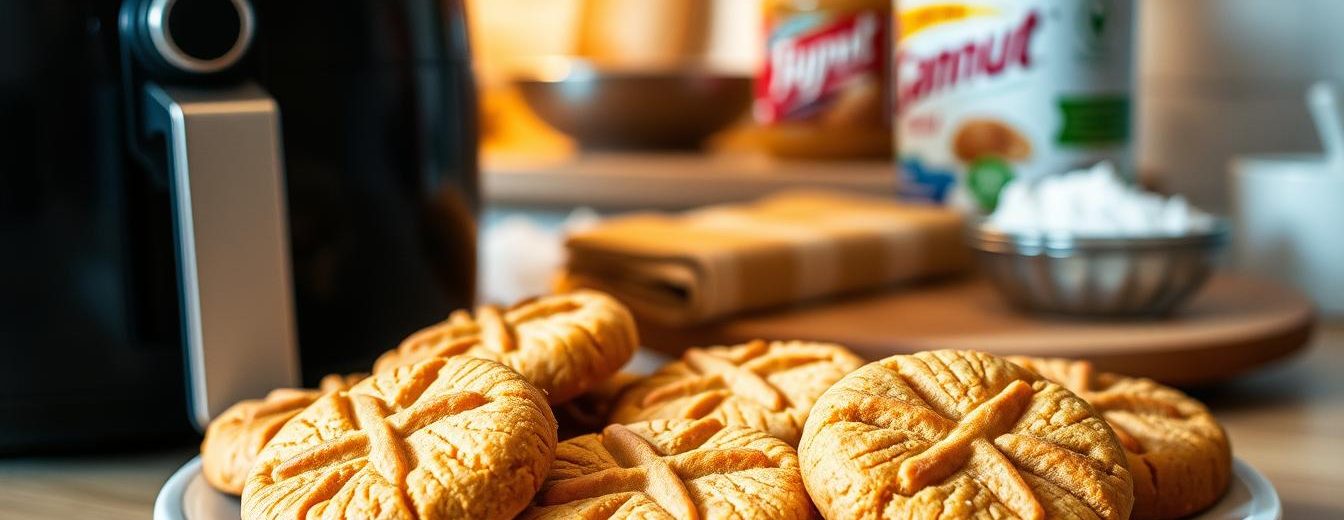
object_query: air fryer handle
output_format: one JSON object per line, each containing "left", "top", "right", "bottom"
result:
{"left": 142, "top": 82, "right": 300, "bottom": 429}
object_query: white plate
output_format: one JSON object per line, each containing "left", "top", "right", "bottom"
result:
{"left": 155, "top": 456, "right": 1281, "bottom": 520}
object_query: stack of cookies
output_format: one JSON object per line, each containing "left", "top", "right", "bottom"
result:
{"left": 201, "top": 290, "right": 1233, "bottom": 520}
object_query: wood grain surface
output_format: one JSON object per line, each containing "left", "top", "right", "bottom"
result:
{"left": 642, "top": 274, "right": 1315, "bottom": 385}
{"left": 1, "top": 323, "right": 1341, "bottom": 520}
{"left": 484, "top": 151, "right": 895, "bottom": 210}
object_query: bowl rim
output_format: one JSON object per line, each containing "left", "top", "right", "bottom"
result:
{"left": 967, "top": 219, "right": 1230, "bottom": 253}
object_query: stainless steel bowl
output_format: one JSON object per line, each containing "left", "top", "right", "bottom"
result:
{"left": 513, "top": 57, "right": 752, "bottom": 149}
{"left": 969, "top": 222, "right": 1229, "bottom": 317}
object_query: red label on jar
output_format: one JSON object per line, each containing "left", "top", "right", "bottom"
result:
{"left": 756, "top": 10, "right": 888, "bottom": 124}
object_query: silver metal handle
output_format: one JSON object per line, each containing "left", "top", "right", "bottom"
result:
{"left": 143, "top": 81, "right": 300, "bottom": 429}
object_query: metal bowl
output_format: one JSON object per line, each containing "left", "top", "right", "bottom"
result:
{"left": 969, "top": 222, "right": 1229, "bottom": 317}
{"left": 513, "top": 57, "right": 752, "bottom": 149}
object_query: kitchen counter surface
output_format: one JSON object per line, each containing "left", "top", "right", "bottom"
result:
{"left": 3, "top": 322, "right": 1343, "bottom": 519}
{"left": 484, "top": 151, "right": 895, "bottom": 210}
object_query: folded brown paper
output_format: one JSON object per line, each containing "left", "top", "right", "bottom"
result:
{"left": 561, "top": 191, "right": 969, "bottom": 325}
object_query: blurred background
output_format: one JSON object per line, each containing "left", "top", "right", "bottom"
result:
{"left": 469, "top": 0, "right": 1344, "bottom": 310}
{"left": 472, "top": 0, "right": 1344, "bottom": 208}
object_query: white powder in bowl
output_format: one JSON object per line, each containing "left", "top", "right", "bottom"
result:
{"left": 986, "top": 162, "right": 1216, "bottom": 236}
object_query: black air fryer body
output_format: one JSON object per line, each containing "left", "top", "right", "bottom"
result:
{"left": 0, "top": 0, "right": 477, "bottom": 452}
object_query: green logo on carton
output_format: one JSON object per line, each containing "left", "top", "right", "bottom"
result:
{"left": 968, "top": 157, "right": 1015, "bottom": 211}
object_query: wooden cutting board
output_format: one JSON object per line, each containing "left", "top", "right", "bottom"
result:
{"left": 639, "top": 274, "right": 1315, "bottom": 385}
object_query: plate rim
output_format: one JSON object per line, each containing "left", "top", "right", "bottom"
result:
{"left": 1231, "top": 457, "right": 1283, "bottom": 520}
{"left": 154, "top": 455, "right": 202, "bottom": 520}
{"left": 154, "top": 454, "right": 1282, "bottom": 519}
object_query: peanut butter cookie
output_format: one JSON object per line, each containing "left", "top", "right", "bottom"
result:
{"left": 372, "top": 290, "right": 639, "bottom": 405}
{"left": 241, "top": 357, "right": 557, "bottom": 520}
{"left": 521, "top": 418, "right": 813, "bottom": 520}
{"left": 1007, "top": 356, "right": 1232, "bottom": 520}
{"left": 610, "top": 340, "right": 863, "bottom": 447}
{"left": 201, "top": 373, "right": 364, "bottom": 495}
{"left": 800, "top": 350, "right": 1134, "bottom": 520}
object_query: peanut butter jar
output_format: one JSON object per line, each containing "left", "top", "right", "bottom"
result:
{"left": 754, "top": 0, "right": 893, "bottom": 159}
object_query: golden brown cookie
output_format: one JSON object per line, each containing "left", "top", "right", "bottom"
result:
{"left": 201, "top": 373, "right": 364, "bottom": 495}
{"left": 799, "top": 350, "right": 1134, "bottom": 520}
{"left": 1007, "top": 356, "right": 1232, "bottom": 520}
{"left": 372, "top": 290, "right": 639, "bottom": 405}
{"left": 521, "top": 418, "right": 813, "bottom": 520}
{"left": 610, "top": 340, "right": 863, "bottom": 446}
{"left": 241, "top": 357, "right": 557, "bottom": 520}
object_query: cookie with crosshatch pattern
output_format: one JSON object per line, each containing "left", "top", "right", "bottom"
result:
{"left": 799, "top": 350, "right": 1134, "bottom": 520}
{"left": 201, "top": 373, "right": 364, "bottom": 495}
{"left": 610, "top": 340, "right": 864, "bottom": 446}
{"left": 372, "top": 290, "right": 639, "bottom": 405}
{"left": 241, "top": 356, "right": 557, "bottom": 520}
{"left": 1007, "top": 356, "right": 1231, "bottom": 520}
{"left": 520, "top": 418, "right": 813, "bottom": 520}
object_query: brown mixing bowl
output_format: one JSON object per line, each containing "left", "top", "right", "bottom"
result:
{"left": 513, "top": 58, "right": 752, "bottom": 149}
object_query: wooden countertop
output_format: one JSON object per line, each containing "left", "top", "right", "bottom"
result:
{"left": 3, "top": 323, "right": 1342, "bottom": 519}
{"left": 484, "top": 151, "right": 895, "bottom": 210}
{"left": 641, "top": 274, "right": 1316, "bottom": 386}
